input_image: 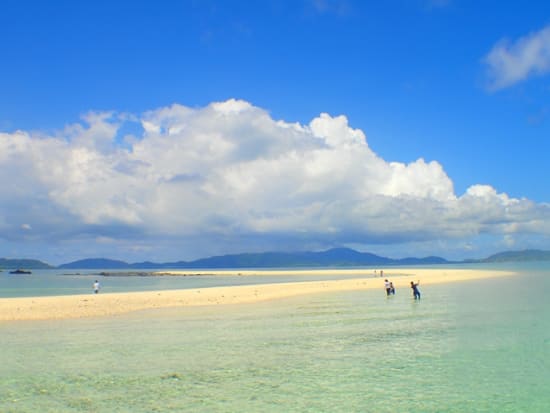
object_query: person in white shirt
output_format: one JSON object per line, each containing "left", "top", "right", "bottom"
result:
{"left": 384, "top": 279, "right": 391, "bottom": 296}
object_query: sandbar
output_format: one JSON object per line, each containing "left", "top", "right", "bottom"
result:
{"left": 0, "top": 268, "right": 516, "bottom": 321}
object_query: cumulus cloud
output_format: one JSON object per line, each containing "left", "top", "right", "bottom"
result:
{"left": 484, "top": 25, "right": 550, "bottom": 90}
{"left": 0, "top": 99, "right": 549, "bottom": 261}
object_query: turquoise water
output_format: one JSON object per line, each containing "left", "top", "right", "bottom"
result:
{"left": 0, "top": 269, "right": 377, "bottom": 298}
{"left": 1, "top": 264, "right": 549, "bottom": 412}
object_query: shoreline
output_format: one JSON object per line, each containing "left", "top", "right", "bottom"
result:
{"left": 74, "top": 269, "right": 423, "bottom": 277}
{"left": 0, "top": 268, "right": 516, "bottom": 321}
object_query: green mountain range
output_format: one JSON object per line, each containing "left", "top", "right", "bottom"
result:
{"left": 3, "top": 248, "right": 550, "bottom": 271}
{"left": 479, "top": 249, "right": 550, "bottom": 263}
{"left": 57, "top": 248, "right": 450, "bottom": 269}
{"left": 57, "top": 248, "right": 550, "bottom": 269}
{"left": 0, "top": 258, "right": 54, "bottom": 270}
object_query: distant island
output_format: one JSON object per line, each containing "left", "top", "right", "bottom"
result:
{"left": 2, "top": 248, "right": 550, "bottom": 271}
{"left": 472, "top": 249, "right": 550, "bottom": 263}
{"left": 0, "top": 258, "right": 54, "bottom": 270}
{"left": 56, "top": 248, "right": 550, "bottom": 269}
{"left": 57, "top": 248, "right": 451, "bottom": 269}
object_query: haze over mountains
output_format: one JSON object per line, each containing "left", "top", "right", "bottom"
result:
{"left": 2, "top": 248, "right": 550, "bottom": 270}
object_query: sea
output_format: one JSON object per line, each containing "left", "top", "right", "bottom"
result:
{"left": 1, "top": 263, "right": 549, "bottom": 412}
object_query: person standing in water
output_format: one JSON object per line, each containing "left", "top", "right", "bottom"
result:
{"left": 410, "top": 281, "right": 420, "bottom": 300}
{"left": 93, "top": 280, "right": 100, "bottom": 294}
{"left": 384, "top": 279, "right": 392, "bottom": 296}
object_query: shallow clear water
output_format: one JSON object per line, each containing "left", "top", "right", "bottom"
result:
{"left": 1, "top": 264, "right": 549, "bottom": 412}
{"left": 0, "top": 268, "right": 378, "bottom": 298}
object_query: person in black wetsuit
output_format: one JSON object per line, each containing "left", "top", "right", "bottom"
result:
{"left": 410, "top": 281, "right": 420, "bottom": 300}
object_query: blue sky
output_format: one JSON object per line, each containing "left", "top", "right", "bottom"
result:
{"left": 1, "top": 0, "right": 550, "bottom": 265}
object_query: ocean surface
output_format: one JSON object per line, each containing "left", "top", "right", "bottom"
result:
{"left": 0, "top": 268, "right": 379, "bottom": 298}
{"left": 1, "top": 263, "right": 549, "bottom": 412}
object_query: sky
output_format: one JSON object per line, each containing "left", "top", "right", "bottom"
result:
{"left": 1, "top": 0, "right": 550, "bottom": 265}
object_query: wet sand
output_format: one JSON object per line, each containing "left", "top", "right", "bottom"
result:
{"left": 0, "top": 268, "right": 516, "bottom": 321}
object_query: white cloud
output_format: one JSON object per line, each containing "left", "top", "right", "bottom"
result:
{"left": 0, "top": 99, "right": 549, "bottom": 262}
{"left": 484, "top": 25, "right": 550, "bottom": 90}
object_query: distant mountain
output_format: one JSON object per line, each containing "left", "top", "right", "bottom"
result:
{"left": 57, "top": 248, "right": 451, "bottom": 269}
{"left": 394, "top": 256, "right": 449, "bottom": 265}
{"left": 480, "top": 249, "right": 550, "bottom": 263}
{"left": 169, "top": 248, "right": 394, "bottom": 268}
{"left": 58, "top": 258, "right": 133, "bottom": 269}
{"left": 0, "top": 258, "right": 54, "bottom": 270}
{"left": 20, "top": 248, "right": 550, "bottom": 270}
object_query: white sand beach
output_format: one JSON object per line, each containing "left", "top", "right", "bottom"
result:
{"left": 0, "top": 268, "right": 516, "bottom": 321}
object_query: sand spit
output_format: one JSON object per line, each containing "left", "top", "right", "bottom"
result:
{"left": 0, "top": 268, "right": 516, "bottom": 321}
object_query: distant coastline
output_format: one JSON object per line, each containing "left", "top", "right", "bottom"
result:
{"left": 1, "top": 248, "right": 550, "bottom": 271}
